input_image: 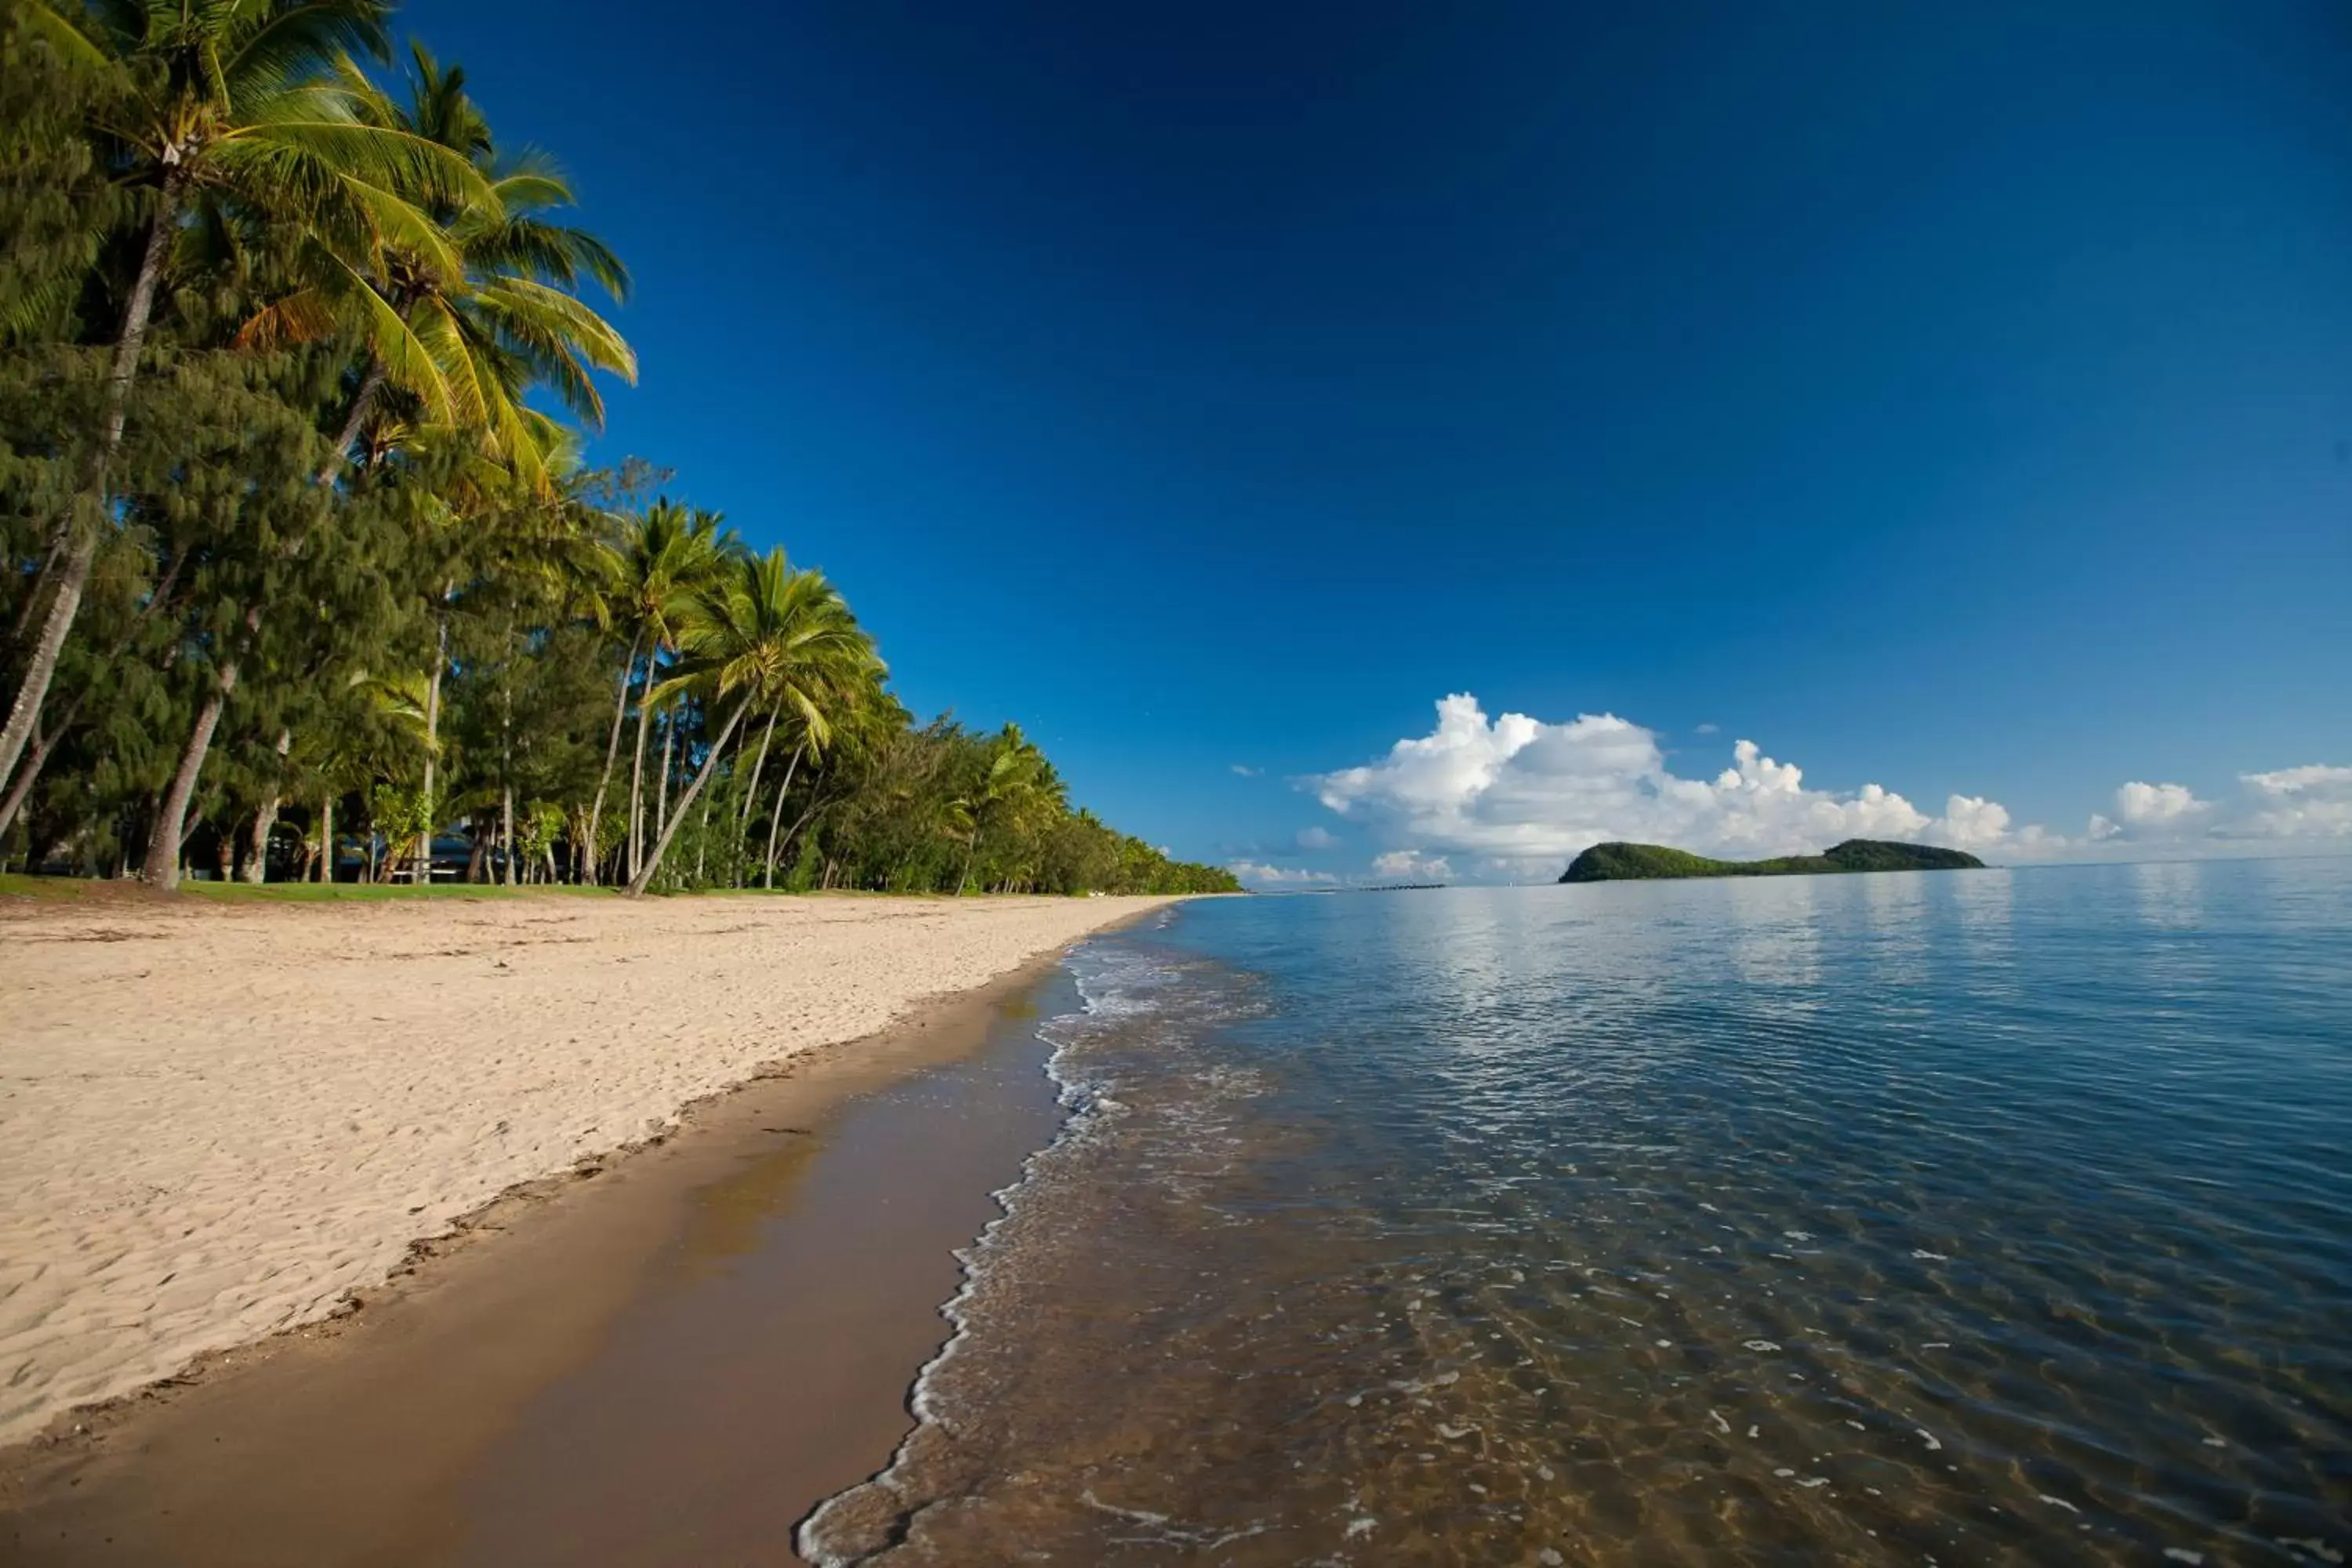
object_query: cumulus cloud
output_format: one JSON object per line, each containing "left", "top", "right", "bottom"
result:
{"left": 1310, "top": 694, "right": 2005, "bottom": 876}
{"left": 1933, "top": 794, "right": 2013, "bottom": 851}
{"left": 1295, "top": 826, "right": 1337, "bottom": 850}
{"left": 1693, "top": 722, "right": 1719, "bottom": 735}
{"left": 1228, "top": 859, "right": 1338, "bottom": 887}
{"left": 1306, "top": 694, "right": 2350, "bottom": 877}
{"left": 1371, "top": 850, "right": 1453, "bottom": 880}
{"left": 2232, "top": 764, "right": 2352, "bottom": 839}
{"left": 2092, "top": 766, "right": 2352, "bottom": 846}
{"left": 1229, "top": 764, "right": 1262, "bottom": 778}
{"left": 2114, "top": 781, "right": 2211, "bottom": 829}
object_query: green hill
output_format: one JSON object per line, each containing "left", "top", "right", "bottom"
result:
{"left": 1559, "top": 839, "right": 1985, "bottom": 884}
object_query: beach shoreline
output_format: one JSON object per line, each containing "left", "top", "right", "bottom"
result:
{"left": 0, "top": 889, "right": 1181, "bottom": 1479}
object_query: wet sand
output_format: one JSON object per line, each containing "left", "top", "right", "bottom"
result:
{"left": 0, "top": 953, "right": 1080, "bottom": 1566}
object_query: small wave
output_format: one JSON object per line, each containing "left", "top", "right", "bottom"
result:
{"left": 798, "top": 935, "right": 1262, "bottom": 1566}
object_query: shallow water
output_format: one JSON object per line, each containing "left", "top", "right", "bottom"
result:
{"left": 803, "top": 859, "right": 2352, "bottom": 1566}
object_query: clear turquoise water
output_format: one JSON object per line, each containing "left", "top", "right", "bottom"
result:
{"left": 805, "top": 858, "right": 2352, "bottom": 1566}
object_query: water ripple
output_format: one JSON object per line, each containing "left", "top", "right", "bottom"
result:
{"left": 805, "top": 859, "right": 2352, "bottom": 1566}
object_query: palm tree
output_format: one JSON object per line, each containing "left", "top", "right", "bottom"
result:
{"left": 0, "top": 0, "right": 492, "bottom": 806}
{"left": 626, "top": 549, "right": 880, "bottom": 897}
{"left": 255, "top": 44, "right": 634, "bottom": 487}
{"left": 753, "top": 593, "right": 882, "bottom": 888}
{"left": 154, "top": 42, "right": 635, "bottom": 886}
{"left": 592, "top": 500, "right": 735, "bottom": 885}
{"left": 957, "top": 723, "right": 1048, "bottom": 896}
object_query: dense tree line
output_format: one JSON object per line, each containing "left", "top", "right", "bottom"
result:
{"left": 0, "top": 1, "right": 1237, "bottom": 898}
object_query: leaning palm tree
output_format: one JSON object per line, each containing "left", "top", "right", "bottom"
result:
{"left": 750, "top": 598, "right": 884, "bottom": 888}
{"left": 626, "top": 549, "right": 880, "bottom": 897}
{"left": 589, "top": 500, "right": 736, "bottom": 884}
{"left": 0, "top": 0, "right": 492, "bottom": 803}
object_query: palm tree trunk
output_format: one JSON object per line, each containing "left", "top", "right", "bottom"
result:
{"left": 318, "top": 794, "right": 333, "bottom": 883}
{"left": 626, "top": 697, "right": 751, "bottom": 898}
{"left": 142, "top": 656, "right": 242, "bottom": 890}
{"left": 762, "top": 742, "right": 806, "bottom": 889}
{"left": 738, "top": 710, "right": 777, "bottom": 826}
{"left": 412, "top": 597, "right": 450, "bottom": 883}
{"left": 585, "top": 630, "right": 643, "bottom": 885}
{"left": 0, "top": 530, "right": 100, "bottom": 814}
{"left": 732, "top": 710, "right": 779, "bottom": 887}
{"left": 627, "top": 676, "right": 655, "bottom": 883}
{"left": 0, "top": 548, "right": 186, "bottom": 842}
{"left": 317, "top": 360, "right": 389, "bottom": 485}
{"left": 956, "top": 828, "right": 980, "bottom": 897}
{"left": 240, "top": 728, "right": 294, "bottom": 884}
{"left": 693, "top": 790, "right": 712, "bottom": 884}
{"left": 775, "top": 782, "right": 828, "bottom": 874}
{"left": 0, "top": 717, "right": 56, "bottom": 856}
{"left": 499, "top": 677, "right": 516, "bottom": 887}
{"left": 0, "top": 548, "right": 188, "bottom": 844}
{"left": 655, "top": 709, "right": 675, "bottom": 837}
{"left": 0, "top": 170, "right": 183, "bottom": 803}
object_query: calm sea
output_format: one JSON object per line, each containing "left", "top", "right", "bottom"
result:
{"left": 804, "top": 859, "right": 2352, "bottom": 1566}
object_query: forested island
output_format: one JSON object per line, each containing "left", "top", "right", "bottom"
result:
{"left": 1559, "top": 840, "right": 1986, "bottom": 883}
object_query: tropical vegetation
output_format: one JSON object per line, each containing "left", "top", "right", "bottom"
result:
{"left": 0, "top": 1, "right": 1237, "bottom": 898}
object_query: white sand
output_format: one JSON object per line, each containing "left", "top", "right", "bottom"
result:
{"left": 0, "top": 891, "right": 1178, "bottom": 1447}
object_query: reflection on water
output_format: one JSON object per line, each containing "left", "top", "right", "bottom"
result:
{"left": 804, "top": 862, "right": 2352, "bottom": 1566}
{"left": 676, "top": 1132, "right": 823, "bottom": 1279}
{"left": 2133, "top": 858, "right": 2209, "bottom": 931}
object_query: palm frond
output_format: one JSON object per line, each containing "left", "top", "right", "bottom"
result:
{"left": 13, "top": 0, "right": 116, "bottom": 70}
{"left": 470, "top": 278, "right": 633, "bottom": 377}
{"left": 226, "top": 111, "right": 500, "bottom": 215}
{"left": 463, "top": 216, "right": 630, "bottom": 300}
{"left": 331, "top": 168, "right": 464, "bottom": 282}
{"left": 404, "top": 293, "right": 484, "bottom": 428}
{"left": 314, "top": 248, "right": 453, "bottom": 422}
{"left": 232, "top": 285, "right": 337, "bottom": 349}
{"left": 221, "top": 0, "right": 392, "bottom": 103}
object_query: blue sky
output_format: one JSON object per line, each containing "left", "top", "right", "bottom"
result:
{"left": 402, "top": 0, "right": 2352, "bottom": 879}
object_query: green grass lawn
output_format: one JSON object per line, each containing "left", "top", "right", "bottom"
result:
{"left": 0, "top": 874, "right": 1076, "bottom": 904}
{"left": 0, "top": 873, "right": 621, "bottom": 903}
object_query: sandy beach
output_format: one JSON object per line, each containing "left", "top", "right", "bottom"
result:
{"left": 0, "top": 890, "right": 1175, "bottom": 1453}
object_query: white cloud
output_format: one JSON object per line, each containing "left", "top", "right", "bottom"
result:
{"left": 2233, "top": 764, "right": 2352, "bottom": 839}
{"left": 1693, "top": 722, "right": 1719, "bottom": 735}
{"left": 2091, "top": 770, "right": 2352, "bottom": 846}
{"left": 2114, "top": 781, "right": 2211, "bottom": 829}
{"left": 1311, "top": 694, "right": 1998, "bottom": 875}
{"left": 1307, "top": 693, "right": 2350, "bottom": 877}
{"left": 1296, "top": 826, "right": 1337, "bottom": 849}
{"left": 1371, "top": 850, "right": 1452, "bottom": 880}
{"left": 1227, "top": 859, "right": 1338, "bottom": 887}
{"left": 1934, "top": 793, "right": 2013, "bottom": 850}
{"left": 1230, "top": 764, "right": 1262, "bottom": 778}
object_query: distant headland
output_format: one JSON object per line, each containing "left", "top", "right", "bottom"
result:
{"left": 1559, "top": 839, "right": 1987, "bottom": 884}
